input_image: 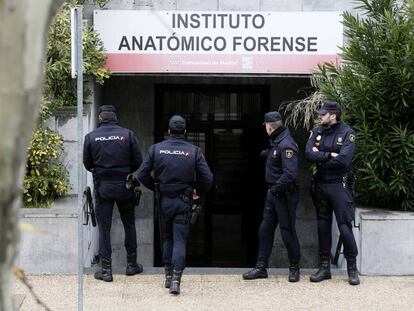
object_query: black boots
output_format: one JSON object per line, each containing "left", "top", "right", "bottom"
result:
{"left": 242, "top": 257, "right": 268, "bottom": 280}
{"left": 310, "top": 256, "right": 331, "bottom": 282}
{"left": 95, "top": 257, "right": 113, "bottom": 282}
{"left": 169, "top": 270, "right": 183, "bottom": 295}
{"left": 310, "top": 257, "right": 360, "bottom": 285}
{"left": 126, "top": 252, "right": 143, "bottom": 276}
{"left": 243, "top": 259, "right": 300, "bottom": 282}
{"left": 288, "top": 263, "right": 300, "bottom": 282}
{"left": 347, "top": 258, "right": 360, "bottom": 285}
{"left": 164, "top": 265, "right": 173, "bottom": 288}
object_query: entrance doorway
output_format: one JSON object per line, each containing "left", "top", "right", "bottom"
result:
{"left": 154, "top": 84, "right": 269, "bottom": 267}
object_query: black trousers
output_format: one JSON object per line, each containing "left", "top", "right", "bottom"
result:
{"left": 160, "top": 195, "right": 191, "bottom": 272}
{"left": 95, "top": 198, "right": 137, "bottom": 260}
{"left": 313, "top": 182, "right": 358, "bottom": 259}
{"left": 257, "top": 191, "right": 301, "bottom": 265}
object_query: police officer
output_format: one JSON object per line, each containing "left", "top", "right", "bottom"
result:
{"left": 138, "top": 115, "right": 213, "bottom": 295}
{"left": 243, "top": 112, "right": 301, "bottom": 282}
{"left": 306, "top": 101, "right": 360, "bottom": 285}
{"left": 83, "top": 105, "right": 143, "bottom": 282}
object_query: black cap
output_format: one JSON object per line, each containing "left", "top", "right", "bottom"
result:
{"left": 263, "top": 111, "right": 282, "bottom": 124}
{"left": 169, "top": 115, "right": 186, "bottom": 131}
{"left": 318, "top": 101, "right": 341, "bottom": 116}
{"left": 98, "top": 105, "right": 117, "bottom": 114}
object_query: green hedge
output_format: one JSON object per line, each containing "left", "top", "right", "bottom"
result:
{"left": 284, "top": 0, "right": 414, "bottom": 211}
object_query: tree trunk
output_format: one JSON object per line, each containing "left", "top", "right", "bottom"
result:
{"left": 0, "top": 1, "right": 63, "bottom": 310}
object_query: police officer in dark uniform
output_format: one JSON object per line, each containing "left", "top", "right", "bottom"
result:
{"left": 242, "top": 112, "right": 301, "bottom": 282}
{"left": 306, "top": 101, "right": 360, "bottom": 285}
{"left": 138, "top": 115, "right": 213, "bottom": 295}
{"left": 83, "top": 105, "right": 144, "bottom": 282}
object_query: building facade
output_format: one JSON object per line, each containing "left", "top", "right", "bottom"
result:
{"left": 79, "top": 0, "right": 356, "bottom": 270}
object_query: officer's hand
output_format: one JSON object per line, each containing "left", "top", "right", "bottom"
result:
{"left": 312, "top": 147, "right": 319, "bottom": 152}
{"left": 331, "top": 152, "right": 338, "bottom": 158}
{"left": 192, "top": 189, "right": 200, "bottom": 200}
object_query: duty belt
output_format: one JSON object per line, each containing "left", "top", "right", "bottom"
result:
{"left": 267, "top": 182, "right": 299, "bottom": 193}
{"left": 314, "top": 176, "right": 347, "bottom": 184}
{"left": 96, "top": 172, "right": 129, "bottom": 181}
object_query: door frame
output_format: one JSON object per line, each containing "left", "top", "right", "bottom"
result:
{"left": 153, "top": 83, "right": 270, "bottom": 267}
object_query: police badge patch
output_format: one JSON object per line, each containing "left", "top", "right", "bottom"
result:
{"left": 349, "top": 134, "right": 356, "bottom": 142}
{"left": 285, "top": 149, "right": 293, "bottom": 158}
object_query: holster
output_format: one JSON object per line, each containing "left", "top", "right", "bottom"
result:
{"left": 126, "top": 173, "right": 142, "bottom": 206}
{"left": 133, "top": 187, "right": 142, "bottom": 206}
{"left": 190, "top": 202, "right": 202, "bottom": 225}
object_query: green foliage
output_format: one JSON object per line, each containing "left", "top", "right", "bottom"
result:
{"left": 23, "top": 128, "right": 69, "bottom": 208}
{"left": 43, "top": 2, "right": 110, "bottom": 115}
{"left": 291, "top": 0, "right": 414, "bottom": 211}
{"left": 23, "top": 0, "right": 110, "bottom": 207}
{"left": 281, "top": 75, "right": 326, "bottom": 130}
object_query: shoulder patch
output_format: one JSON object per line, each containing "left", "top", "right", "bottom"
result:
{"left": 349, "top": 134, "right": 355, "bottom": 142}
{"left": 285, "top": 149, "right": 293, "bottom": 159}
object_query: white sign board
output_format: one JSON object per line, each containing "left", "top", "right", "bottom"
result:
{"left": 94, "top": 10, "right": 343, "bottom": 74}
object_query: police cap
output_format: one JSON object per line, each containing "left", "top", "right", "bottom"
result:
{"left": 98, "top": 105, "right": 117, "bottom": 114}
{"left": 318, "top": 101, "right": 341, "bottom": 116}
{"left": 169, "top": 115, "right": 186, "bottom": 131}
{"left": 263, "top": 111, "right": 282, "bottom": 124}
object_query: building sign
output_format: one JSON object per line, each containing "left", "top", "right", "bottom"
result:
{"left": 94, "top": 10, "right": 343, "bottom": 74}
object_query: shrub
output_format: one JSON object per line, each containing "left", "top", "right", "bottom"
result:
{"left": 23, "top": 128, "right": 69, "bottom": 207}
{"left": 283, "top": 0, "right": 414, "bottom": 211}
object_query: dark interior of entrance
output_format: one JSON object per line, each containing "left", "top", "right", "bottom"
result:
{"left": 154, "top": 84, "right": 269, "bottom": 267}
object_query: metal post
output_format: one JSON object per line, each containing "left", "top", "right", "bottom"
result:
{"left": 75, "top": 6, "right": 84, "bottom": 311}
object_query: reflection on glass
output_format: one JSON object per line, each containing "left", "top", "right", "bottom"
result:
{"left": 163, "top": 91, "right": 261, "bottom": 121}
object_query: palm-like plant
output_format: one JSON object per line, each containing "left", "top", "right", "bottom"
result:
{"left": 283, "top": 0, "right": 414, "bottom": 211}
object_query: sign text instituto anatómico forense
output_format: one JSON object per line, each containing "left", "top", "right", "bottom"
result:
{"left": 94, "top": 11, "right": 343, "bottom": 74}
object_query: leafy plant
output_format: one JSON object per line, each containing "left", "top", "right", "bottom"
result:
{"left": 281, "top": 75, "right": 326, "bottom": 130}
{"left": 23, "top": 0, "right": 111, "bottom": 207}
{"left": 23, "top": 128, "right": 69, "bottom": 207}
{"left": 284, "top": 0, "right": 414, "bottom": 211}
{"left": 43, "top": 2, "right": 110, "bottom": 115}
